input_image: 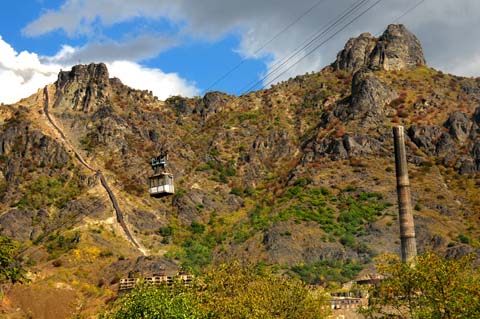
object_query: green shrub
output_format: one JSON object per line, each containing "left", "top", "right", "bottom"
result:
{"left": 291, "top": 259, "right": 362, "bottom": 284}
{"left": 17, "top": 175, "right": 81, "bottom": 209}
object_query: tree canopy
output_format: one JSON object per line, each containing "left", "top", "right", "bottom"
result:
{"left": 360, "top": 252, "right": 480, "bottom": 319}
{"left": 101, "top": 262, "right": 329, "bottom": 319}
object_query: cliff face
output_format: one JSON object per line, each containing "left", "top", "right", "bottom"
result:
{"left": 54, "top": 63, "right": 112, "bottom": 112}
{"left": 0, "top": 24, "right": 479, "bottom": 318}
{"left": 333, "top": 24, "right": 426, "bottom": 72}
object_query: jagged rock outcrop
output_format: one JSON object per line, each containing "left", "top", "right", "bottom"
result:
{"left": 445, "top": 111, "right": 470, "bottom": 142}
{"left": 349, "top": 68, "right": 397, "bottom": 117}
{"left": 333, "top": 68, "right": 397, "bottom": 125}
{"left": 54, "top": 63, "right": 112, "bottom": 112}
{"left": 407, "top": 108, "right": 480, "bottom": 174}
{"left": 370, "top": 24, "right": 426, "bottom": 71}
{"left": 194, "top": 91, "right": 234, "bottom": 120}
{"left": 333, "top": 24, "right": 426, "bottom": 72}
{"left": 333, "top": 33, "right": 376, "bottom": 71}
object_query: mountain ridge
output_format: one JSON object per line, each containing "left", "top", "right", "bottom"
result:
{"left": 0, "top": 24, "right": 479, "bottom": 318}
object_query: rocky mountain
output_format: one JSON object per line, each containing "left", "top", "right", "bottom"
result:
{"left": 0, "top": 24, "right": 479, "bottom": 318}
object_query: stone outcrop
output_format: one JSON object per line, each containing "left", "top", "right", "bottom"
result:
{"left": 407, "top": 108, "right": 480, "bottom": 174}
{"left": 333, "top": 24, "right": 426, "bottom": 72}
{"left": 333, "top": 33, "right": 376, "bottom": 72}
{"left": 349, "top": 68, "right": 397, "bottom": 117}
{"left": 194, "top": 91, "right": 234, "bottom": 121}
{"left": 54, "top": 63, "right": 112, "bottom": 112}
{"left": 332, "top": 68, "right": 397, "bottom": 126}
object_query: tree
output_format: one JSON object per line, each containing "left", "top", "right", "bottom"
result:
{"left": 200, "top": 262, "right": 330, "bottom": 319}
{"left": 100, "top": 282, "right": 205, "bottom": 319}
{"left": 360, "top": 252, "right": 480, "bottom": 319}
{"left": 0, "top": 236, "right": 26, "bottom": 285}
{"left": 101, "top": 262, "right": 330, "bottom": 319}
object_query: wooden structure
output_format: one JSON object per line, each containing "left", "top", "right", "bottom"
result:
{"left": 118, "top": 272, "right": 193, "bottom": 293}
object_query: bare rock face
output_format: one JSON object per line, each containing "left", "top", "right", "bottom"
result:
{"left": 194, "top": 91, "right": 234, "bottom": 121}
{"left": 54, "top": 63, "right": 112, "bottom": 112}
{"left": 333, "top": 24, "right": 426, "bottom": 72}
{"left": 444, "top": 111, "right": 470, "bottom": 142}
{"left": 333, "top": 33, "right": 376, "bottom": 72}
{"left": 370, "top": 24, "right": 426, "bottom": 70}
{"left": 349, "top": 68, "right": 397, "bottom": 115}
{"left": 332, "top": 68, "right": 397, "bottom": 125}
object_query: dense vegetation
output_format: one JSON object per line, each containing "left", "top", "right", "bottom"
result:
{"left": 361, "top": 252, "right": 480, "bottom": 319}
{"left": 101, "top": 262, "right": 329, "bottom": 319}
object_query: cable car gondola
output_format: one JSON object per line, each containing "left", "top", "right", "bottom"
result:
{"left": 149, "top": 152, "right": 174, "bottom": 198}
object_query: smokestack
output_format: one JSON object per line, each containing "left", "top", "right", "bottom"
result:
{"left": 393, "top": 126, "right": 417, "bottom": 263}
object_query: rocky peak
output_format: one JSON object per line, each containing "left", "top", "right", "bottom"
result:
{"left": 332, "top": 32, "right": 376, "bottom": 72}
{"left": 333, "top": 24, "right": 426, "bottom": 72}
{"left": 54, "top": 63, "right": 112, "bottom": 112}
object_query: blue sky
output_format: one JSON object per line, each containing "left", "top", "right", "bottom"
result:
{"left": 0, "top": 0, "right": 479, "bottom": 104}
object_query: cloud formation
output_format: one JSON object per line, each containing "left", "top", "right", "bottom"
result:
{"left": 23, "top": 0, "right": 480, "bottom": 84}
{"left": 107, "top": 61, "right": 199, "bottom": 100}
{"left": 0, "top": 36, "right": 199, "bottom": 104}
{"left": 44, "top": 35, "right": 177, "bottom": 65}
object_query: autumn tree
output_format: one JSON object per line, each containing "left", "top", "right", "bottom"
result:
{"left": 360, "top": 252, "right": 480, "bottom": 319}
{"left": 200, "top": 262, "right": 329, "bottom": 319}
{"left": 102, "top": 262, "right": 330, "bottom": 319}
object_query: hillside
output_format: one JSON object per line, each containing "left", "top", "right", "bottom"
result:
{"left": 0, "top": 24, "right": 479, "bottom": 318}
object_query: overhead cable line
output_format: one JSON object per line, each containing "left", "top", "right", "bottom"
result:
{"left": 202, "top": 0, "right": 327, "bottom": 94}
{"left": 391, "top": 0, "right": 426, "bottom": 24}
{"left": 374, "top": 0, "right": 427, "bottom": 37}
{"left": 253, "top": 0, "right": 427, "bottom": 93}
{"left": 240, "top": 0, "right": 371, "bottom": 94}
{"left": 260, "top": 0, "right": 385, "bottom": 90}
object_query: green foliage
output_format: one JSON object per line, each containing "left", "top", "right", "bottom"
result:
{"left": 0, "top": 236, "right": 26, "bottom": 285}
{"left": 291, "top": 259, "right": 362, "bottom": 284}
{"left": 201, "top": 262, "right": 330, "bottom": 319}
{"left": 100, "top": 282, "right": 204, "bottom": 319}
{"left": 237, "top": 111, "right": 258, "bottom": 122}
{"left": 276, "top": 187, "right": 389, "bottom": 244}
{"left": 189, "top": 222, "right": 205, "bottom": 234}
{"left": 361, "top": 252, "right": 480, "bottom": 319}
{"left": 157, "top": 226, "right": 174, "bottom": 237}
{"left": 102, "top": 263, "right": 329, "bottom": 319}
{"left": 80, "top": 135, "right": 94, "bottom": 152}
{"left": 457, "top": 233, "right": 471, "bottom": 244}
{"left": 16, "top": 175, "right": 81, "bottom": 209}
{"left": 45, "top": 231, "right": 80, "bottom": 258}
{"left": 336, "top": 192, "right": 388, "bottom": 237}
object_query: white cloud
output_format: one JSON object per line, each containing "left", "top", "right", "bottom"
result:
{"left": 107, "top": 61, "right": 200, "bottom": 100}
{"left": 23, "top": 0, "right": 480, "bottom": 85}
{"left": 0, "top": 36, "right": 199, "bottom": 104}
{"left": 44, "top": 35, "right": 177, "bottom": 65}
{"left": 0, "top": 36, "right": 59, "bottom": 104}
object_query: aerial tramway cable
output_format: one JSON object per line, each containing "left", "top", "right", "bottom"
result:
{"left": 202, "top": 0, "right": 328, "bottom": 94}
{"left": 240, "top": 0, "right": 371, "bottom": 94}
{"left": 258, "top": 0, "right": 385, "bottom": 91}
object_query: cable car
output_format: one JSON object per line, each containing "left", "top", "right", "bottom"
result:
{"left": 149, "top": 152, "right": 174, "bottom": 198}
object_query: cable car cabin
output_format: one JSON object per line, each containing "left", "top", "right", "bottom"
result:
{"left": 149, "top": 172, "right": 174, "bottom": 198}
{"left": 149, "top": 154, "right": 174, "bottom": 198}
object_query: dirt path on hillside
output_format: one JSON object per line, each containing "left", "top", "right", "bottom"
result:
{"left": 42, "top": 86, "right": 147, "bottom": 256}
